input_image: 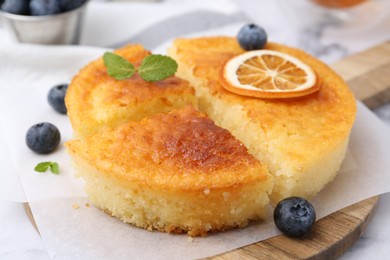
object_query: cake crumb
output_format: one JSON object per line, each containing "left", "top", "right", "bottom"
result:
{"left": 85, "top": 203, "right": 90, "bottom": 207}
{"left": 187, "top": 236, "right": 194, "bottom": 243}
{"left": 147, "top": 225, "right": 153, "bottom": 231}
{"left": 72, "top": 204, "right": 80, "bottom": 209}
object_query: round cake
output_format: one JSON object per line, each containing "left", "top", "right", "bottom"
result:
{"left": 65, "top": 37, "right": 356, "bottom": 236}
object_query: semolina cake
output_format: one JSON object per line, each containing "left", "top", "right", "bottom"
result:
{"left": 65, "top": 44, "right": 196, "bottom": 138}
{"left": 65, "top": 106, "right": 273, "bottom": 236}
{"left": 169, "top": 37, "right": 356, "bottom": 203}
{"left": 65, "top": 38, "right": 356, "bottom": 236}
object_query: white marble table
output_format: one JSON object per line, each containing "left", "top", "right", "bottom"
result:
{"left": 0, "top": 0, "right": 389, "bottom": 259}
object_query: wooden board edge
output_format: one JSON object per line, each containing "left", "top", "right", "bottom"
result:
{"left": 24, "top": 202, "right": 40, "bottom": 235}
{"left": 210, "top": 196, "right": 379, "bottom": 260}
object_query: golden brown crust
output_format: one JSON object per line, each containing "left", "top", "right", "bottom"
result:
{"left": 66, "top": 44, "right": 196, "bottom": 138}
{"left": 65, "top": 106, "right": 270, "bottom": 191}
{"left": 147, "top": 106, "right": 259, "bottom": 172}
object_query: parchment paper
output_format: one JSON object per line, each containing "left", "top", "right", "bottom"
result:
{"left": 0, "top": 44, "right": 389, "bottom": 259}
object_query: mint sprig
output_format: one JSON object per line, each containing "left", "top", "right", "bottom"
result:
{"left": 103, "top": 52, "right": 178, "bottom": 82}
{"left": 103, "top": 52, "right": 135, "bottom": 80}
{"left": 138, "top": 54, "right": 178, "bottom": 82}
{"left": 34, "top": 162, "right": 60, "bottom": 175}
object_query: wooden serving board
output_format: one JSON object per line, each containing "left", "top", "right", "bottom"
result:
{"left": 210, "top": 42, "right": 390, "bottom": 259}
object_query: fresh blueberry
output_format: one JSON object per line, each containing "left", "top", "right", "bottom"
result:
{"left": 26, "top": 122, "right": 61, "bottom": 154}
{"left": 59, "top": 0, "right": 86, "bottom": 12}
{"left": 30, "top": 0, "right": 61, "bottom": 16}
{"left": 48, "top": 83, "right": 68, "bottom": 114}
{"left": 1, "top": 0, "right": 30, "bottom": 15}
{"left": 237, "top": 23, "right": 268, "bottom": 51}
{"left": 274, "top": 197, "right": 316, "bottom": 237}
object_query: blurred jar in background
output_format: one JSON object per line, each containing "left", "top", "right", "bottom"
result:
{"left": 276, "top": 0, "right": 390, "bottom": 61}
{"left": 279, "top": 0, "right": 390, "bottom": 28}
{"left": 312, "top": 0, "right": 367, "bottom": 9}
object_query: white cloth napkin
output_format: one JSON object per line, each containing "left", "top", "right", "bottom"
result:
{"left": 0, "top": 201, "right": 49, "bottom": 259}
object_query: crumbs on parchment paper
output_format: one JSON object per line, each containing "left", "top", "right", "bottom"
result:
{"left": 72, "top": 203, "right": 91, "bottom": 209}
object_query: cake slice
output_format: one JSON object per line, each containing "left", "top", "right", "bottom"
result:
{"left": 65, "top": 106, "right": 273, "bottom": 236}
{"left": 169, "top": 37, "right": 356, "bottom": 203}
{"left": 65, "top": 44, "right": 196, "bottom": 138}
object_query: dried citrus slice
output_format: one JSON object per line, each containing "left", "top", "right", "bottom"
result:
{"left": 220, "top": 50, "right": 319, "bottom": 99}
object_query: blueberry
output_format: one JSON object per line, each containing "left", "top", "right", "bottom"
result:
{"left": 1, "top": 0, "right": 30, "bottom": 15}
{"left": 273, "top": 197, "right": 316, "bottom": 237}
{"left": 59, "top": 0, "right": 86, "bottom": 12}
{"left": 48, "top": 84, "right": 68, "bottom": 114}
{"left": 30, "top": 0, "right": 61, "bottom": 16}
{"left": 26, "top": 122, "right": 61, "bottom": 154}
{"left": 237, "top": 23, "right": 268, "bottom": 51}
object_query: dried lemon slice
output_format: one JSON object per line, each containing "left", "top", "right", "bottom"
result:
{"left": 220, "top": 50, "right": 319, "bottom": 99}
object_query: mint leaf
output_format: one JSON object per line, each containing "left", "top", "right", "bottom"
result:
{"left": 34, "top": 162, "right": 60, "bottom": 175}
{"left": 103, "top": 52, "right": 135, "bottom": 80}
{"left": 34, "top": 162, "right": 51, "bottom": 172}
{"left": 103, "top": 52, "right": 178, "bottom": 82}
{"left": 138, "top": 54, "right": 178, "bottom": 82}
{"left": 50, "top": 162, "right": 60, "bottom": 174}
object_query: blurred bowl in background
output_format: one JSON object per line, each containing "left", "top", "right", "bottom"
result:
{"left": 0, "top": 0, "right": 88, "bottom": 45}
